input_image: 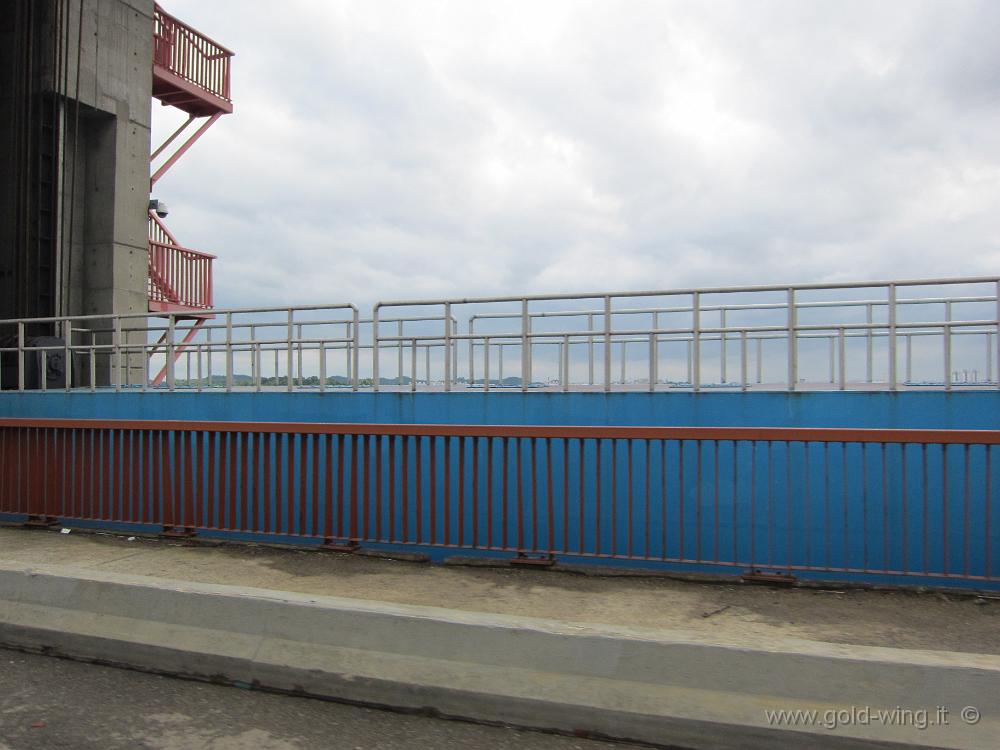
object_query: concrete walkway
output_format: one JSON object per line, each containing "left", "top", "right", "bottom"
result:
{"left": 1, "top": 527, "right": 998, "bottom": 749}
{"left": 0, "top": 527, "right": 996, "bottom": 654}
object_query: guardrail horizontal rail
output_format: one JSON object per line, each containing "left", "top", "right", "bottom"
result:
{"left": 1, "top": 275, "right": 998, "bottom": 392}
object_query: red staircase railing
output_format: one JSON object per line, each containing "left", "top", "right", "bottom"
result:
{"left": 148, "top": 5, "right": 231, "bottom": 316}
{"left": 148, "top": 241, "right": 215, "bottom": 313}
{"left": 153, "top": 4, "right": 233, "bottom": 110}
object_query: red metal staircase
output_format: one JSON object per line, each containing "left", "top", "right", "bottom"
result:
{"left": 148, "top": 3, "right": 233, "bottom": 384}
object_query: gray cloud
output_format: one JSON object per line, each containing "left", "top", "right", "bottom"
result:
{"left": 152, "top": 0, "right": 1000, "bottom": 309}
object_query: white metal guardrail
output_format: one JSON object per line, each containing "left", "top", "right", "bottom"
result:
{"left": 1, "top": 276, "right": 998, "bottom": 393}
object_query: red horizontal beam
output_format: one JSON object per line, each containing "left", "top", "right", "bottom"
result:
{"left": 0, "top": 419, "right": 997, "bottom": 445}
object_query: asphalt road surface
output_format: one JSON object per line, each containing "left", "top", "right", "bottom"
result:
{"left": 0, "top": 648, "right": 650, "bottom": 750}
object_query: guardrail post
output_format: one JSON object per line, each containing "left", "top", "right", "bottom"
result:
{"left": 286, "top": 310, "right": 294, "bottom": 392}
{"left": 89, "top": 331, "right": 96, "bottom": 391}
{"left": 756, "top": 337, "right": 763, "bottom": 384}
{"left": 297, "top": 322, "right": 304, "bottom": 389}
{"left": 319, "top": 341, "right": 326, "bottom": 392}
{"left": 838, "top": 327, "right": 846, "bottom": 390}
{"left": 483, "top": 337, "right": 490, "bottom": 391}
{"left": 166, "top": 315, "right": 176, "bottom": 391}
{"left": 588, "top": 312, "right": 595, "bottom": 386}
{"left": 113, "top": 317, "right": 122, "bottom": 392}
{"left": 521, "top": 299, "right": 530, "bottom": 391}
{"left": 352, "top": 308, "right": 360, "bottom": 391}
{"left": 398, "top": 319, "right": 405, "bottom": 386}
{"left": 468, "top": 319, "right": 475, "bottom": 386}
{"left": 720, "top": 307, "right": 727, "bottom": 384}
{"left": 648, "top": 325, "right": 656, "bottom": 393}
{"left": 828, "top": 335, "right": 835, "bottom": 384}
{"left": 740, "top": 329, "right": 748, "bottom": 391}
{"left": 411, "top": 338, "right": 418, "bottom": 392}
{"left": 787, "top": 288, "right": 797, "bottom": 390}
{"left": 603, "top": 296, "right": 612, "bottom": 392}
{"left": 692, "top": 291, "right": 701, "bottom": 392}
{"left": 906, "top": 334, "right": 913, "bottom": 383}
{"left": 16, "top": 321, "right": 24, "bottom": 391}
{"left": 888, "top": 284, "right": 898, "bottom": 390}
{"left": 206, "top": 325, "right": 213, "bottom": 386}
{"left": 866, "top": 302, "right": 874, "bottom": 384}
{"left": 225, "top": 312, "right": 233, "bottom": 392}
{"left": 945, "top": 322, "right": 952, "bottom": 391}
{"left": 372, "top": 305, "right": 380, "bottom": 391}
{"left": 63, "top": 319, "right": 72, "bottom": 391}
{"left": 445, "top": 302, "right": 453, "bottom": 392}
{"left": 563, "top": 334, "right": 571, "bottom": 392}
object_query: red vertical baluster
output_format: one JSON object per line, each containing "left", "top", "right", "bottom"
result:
{"left": 501, "top": 437, "right": 509, "bottom": 550}
{"left": 240, "top": 431, "right": 249, "bottom": 533}
{"left": 429, "top": 437, "right": 436, "bottom": 544}
{"left": 387, "top": 435, "right": 396, "bottom": 542}
{"left": 311, "top": 433, "right": 319, "bottom": 538}
{"left": 261, "top": 433, "right": 270, "bottom": 533}
{"left": 595, "top": 439, "right": 602, "bottom": 555}
{"left": 401, "top": 436, "right": 409, "bottom": 543}
{"left": 695, "top": 441, "right": 702, "bottom": 563}
{"left": 645, "top": 440, "right": 652, "bottom": 559}
{"left": 286, "top": 433, "right": 295, "bottom": 535}
{"left": 337, "top": 434, "right": 345, "bottom": 539}
{"left": 546, "top": 439, "right": 554, "bottom": 555}
{"left": 714, "top": 441, "right": 720, "bottom": 564}
{"left": 487, "top": 437, "right": 494, "bottom": 549}
{"left": 362, "top": 435, "right": 371, "bottom": 541}
{"left": 272, "top": 433, "right": 282, "bottom": 534}
{"left": 628, "top": 440, "right": 634, "bottom": 559}
{"left": 373, "top": 435, "right": 381, "bottom": 540}
{"left": 230, "top": 431, "right": 240, "bottom": 530}
{"left": 443, "top": 437, "right": 451, "bottom": 546}
{"left": 516, "top": 438, "right": 524, "bottom": 552}
{"left": 530, "top": 437, "right": 538, "bottom": 552}
{"left": 103, "top": 429, "right": 113, "bottom": 521}
{"left": 298, "top": 434, "right": 308, "bottom": 536}
{"left": 350, "top": 434, "right": 359, "bottom": 541}
{"left": 158, "top": 432, "right": 175, "bottom": 526}
{"left": 679, "top": 441, "right": 685, "bottom": 561}
{"left": 415, "top": 437, "right": 422, "bottom": 544}
{"left": 611, "top": 439, "right": 617, "bottom": 557}
{"left": 323, "top": 434, "right": 332, "bottom": 540}
{"left": 472, "top": 437, "right": 479, "bottom": 549}
{"left": 579, "top": 440, "right": 585, "bottom": 554}
{"left": 458, "top": 437, "right": 465, "bottom": 548}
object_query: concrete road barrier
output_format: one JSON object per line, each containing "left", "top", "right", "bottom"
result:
{"left": 0, "top": 562, "right": 996, "bottom": 749}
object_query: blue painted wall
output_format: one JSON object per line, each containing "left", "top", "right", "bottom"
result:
{"left": 2, "top": 390, "right": 997, "bottom": 590}
{"left": 2, "top": 390, "right": 999, "bottom": 429}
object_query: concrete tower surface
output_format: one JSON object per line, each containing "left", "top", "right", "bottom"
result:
{"left": 0, "top": 0, "right": 154, "bottom": 328}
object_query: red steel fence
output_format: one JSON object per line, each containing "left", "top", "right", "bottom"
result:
{"left": 0, "top": 419, "right": 996, "bottom": 588}
{"left": 147, "top": 241, "right": 215, "bottom": 312}
{"left": 153, "top": 4, "right": 233, "bottom": 104}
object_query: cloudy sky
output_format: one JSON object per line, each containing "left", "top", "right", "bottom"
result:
{"left": 153, "top": 0, "right": 1000, "bottom": 310}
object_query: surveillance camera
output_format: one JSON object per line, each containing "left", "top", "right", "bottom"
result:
{"left": 148, "top": 198, "right": 169, "bottom": 219}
